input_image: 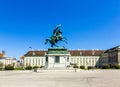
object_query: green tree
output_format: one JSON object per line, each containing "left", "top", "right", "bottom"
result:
{"left": 12, "top": 62, "right": 15, "bottom": 68}
{"left": 0, "top": 62, "right": 3, "bottom": 71}
{"left": 0, "top": 62, "right": 3, "bottom": 67}
{"left": 112, "top": 64, "right": 120, "bottom": 69}
{"left": 5, "top": 64, "right": 14, "bottom": 70}
{"left": 33, "top": 66, "right": 39, "bottom": 69}
{"left": 101, "top": 64, "right": 110, "bottom": 69}
{"left": 80, "top": 65, "right": 85, "bottom": 69}
{"left": 87, "top": 66, "right": 93, "bottom": 70}
{"left": 73, "top": 65, "right": 79, "bottom": 68}
{"left": 25, "top": 66, "right": 32, "bottom": 70}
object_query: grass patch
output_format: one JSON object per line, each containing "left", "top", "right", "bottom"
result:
{"left": 14, "top": 68, "right": 23, "bottom": 70}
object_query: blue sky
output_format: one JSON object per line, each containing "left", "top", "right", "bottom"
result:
{"left": 0, "top": 0, "right": 120, "bottom": 59}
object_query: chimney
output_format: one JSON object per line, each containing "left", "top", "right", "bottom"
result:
{"left": 33, "top": 52, "right": 35, "bottom": 56}
{"left": 80, "top": 51, "right": 82, "bottom": 55}
{"left": 92, "top": 50, "right": 95, "bottom": 55}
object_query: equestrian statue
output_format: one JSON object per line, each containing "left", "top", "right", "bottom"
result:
{"left": 45, "top": 24, "right": 67, "bottom": 47}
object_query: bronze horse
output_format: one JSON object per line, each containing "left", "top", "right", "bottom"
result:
{"left": 45, "top": 24, "right": 67, "bottom": 47}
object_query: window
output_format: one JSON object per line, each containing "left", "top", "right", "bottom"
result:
{"left": 33, "top": 58, "right": 34, "bottom": 65}
{"left": 55, "top": 56, "right": 60, "bottom": 63}
{"left": 25, "top": 59, "right": 28, "bottom": 63}
{"left": 77, "top": 58, "right": 79, "bottom": 63}
{"left": 67, "top": 57, "right": 69, "bottom": 62}
{"left": 42, "top": 58, "right": 43, "bottom": 65}
{"left": 38, "top": 58, "right": 40, "bottom": 65}
{"left": 36, "top": 58, "right": 38, "bottom": 65}
{"left": 71, "top": 58, "right": 73, "bottom": 62}
{"left": 29, "top": 59, "right": 31, "bottom": 65}
{"left": 46, "top": 57, "right": 48, "bottom": 62}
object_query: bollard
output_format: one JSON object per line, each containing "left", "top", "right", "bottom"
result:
{"left": 75, "top": 68, "right": 77, "bottom": 72}
{"left": 34, "top": 68, "right": 37, "bottom": 72}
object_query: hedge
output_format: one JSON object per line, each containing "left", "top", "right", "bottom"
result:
{"left": 40, "top": 66, "right": 44, "bottom": 68}
{"left": 73, "top": 65, "right": 79, "bottom": 68}
{"left": 87, "top": 66, "right": 93, "bottom": 69}
{"left": 5, "top": 65, "right": 14, "bottom": 70}
{"left": 14, "top": 68, "right": 23, "bottom": 70}
{"left": 25, "top": 66, "right": 32, "bottom": 70}
{"left": 101, "top": 65, "right": 110, "bottom": 69}
{"left": 33, "top": 66, "right": 39, "bottom": 69}
{"left": 80, "top": 65, "right": 85, "bottom": 69}
{"left": 112, "top": 64, "right": 120, "bottom": 69}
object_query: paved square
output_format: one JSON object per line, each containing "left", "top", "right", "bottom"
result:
{"left": 0, "top": 70, "right": 120, "bottom": 87}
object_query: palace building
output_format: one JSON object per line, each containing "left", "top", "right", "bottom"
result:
{"left": 100, "top": 45, "right": 120, "bottom": 67}
{"left": 20, "top": 25, "right": 120, "bottom": 69}
{"left": 0, "top": 51, "right": 17, "bottom": 68}
{"left": 21, "top": 48, "right": 104, "bottom": 69}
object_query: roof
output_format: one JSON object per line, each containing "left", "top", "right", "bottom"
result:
{"left": 24, "top": 51, "right": 46, "bottom": 57}
{"left": 104, "top": 45, "right": 120, "bottom": 53}
{"left": 69, "top": 50, "right": 104, "bottom": 56}
{"left": 24, "top": 50, "right": 104, "bottom": 57}
{"left": 20, "top": 56, "right": 25, "bottom": 59}
{"left": 0, "top": 51, "right": 5, "bottom": 58}
{"left": 0, "top": 53, "right": 4, "bottom": 58}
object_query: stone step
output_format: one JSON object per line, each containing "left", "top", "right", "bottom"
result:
{"left": 46, "top": 67, "right": 73, "bottom": 70}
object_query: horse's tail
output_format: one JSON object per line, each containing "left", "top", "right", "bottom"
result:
{"left": 64, "top": 40, "right": 67, "bottom": 44}
{"left": 44, "top": 39, "right": 49, "bottom": 44}
{"left": 63, "top": 37, "right": 67, "bottom": 44}
{"left": 63, "top": 37, "right": 67, "bottom": 40}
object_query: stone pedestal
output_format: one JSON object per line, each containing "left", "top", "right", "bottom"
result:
{"left": 45, "top": 47, "right": 70, "bottom": 69}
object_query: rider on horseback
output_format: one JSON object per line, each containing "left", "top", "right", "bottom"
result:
{"left": 45, "top": 24, "right": 67, "bottom": 47}
{"left": 53, "top": 24, "right": 63, "bottom": 41}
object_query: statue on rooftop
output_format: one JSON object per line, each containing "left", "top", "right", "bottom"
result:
{"left": 45, "top": 24, "right": 67, "bottom": 47}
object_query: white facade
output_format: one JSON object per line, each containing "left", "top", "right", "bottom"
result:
{"left": 46, "top": 54, "right": 70, "bottom": 69}
{"left": 21, "top": 50, "right": 103, "bottom": 69}
{"left": 22, "top": 55, "right": 101, "bottom": 69}
{"left": 0, "top": 57, "right": 17, "bottom": 67}
{"left": 70, "top": 56, "right": 100, "bottom": 68}
{"left": 23, "top": 56, "right": 45, "bottom": 68}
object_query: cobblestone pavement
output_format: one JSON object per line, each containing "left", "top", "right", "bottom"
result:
{"left": 0, "top": 70, "right": 120, "bottom": 87}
